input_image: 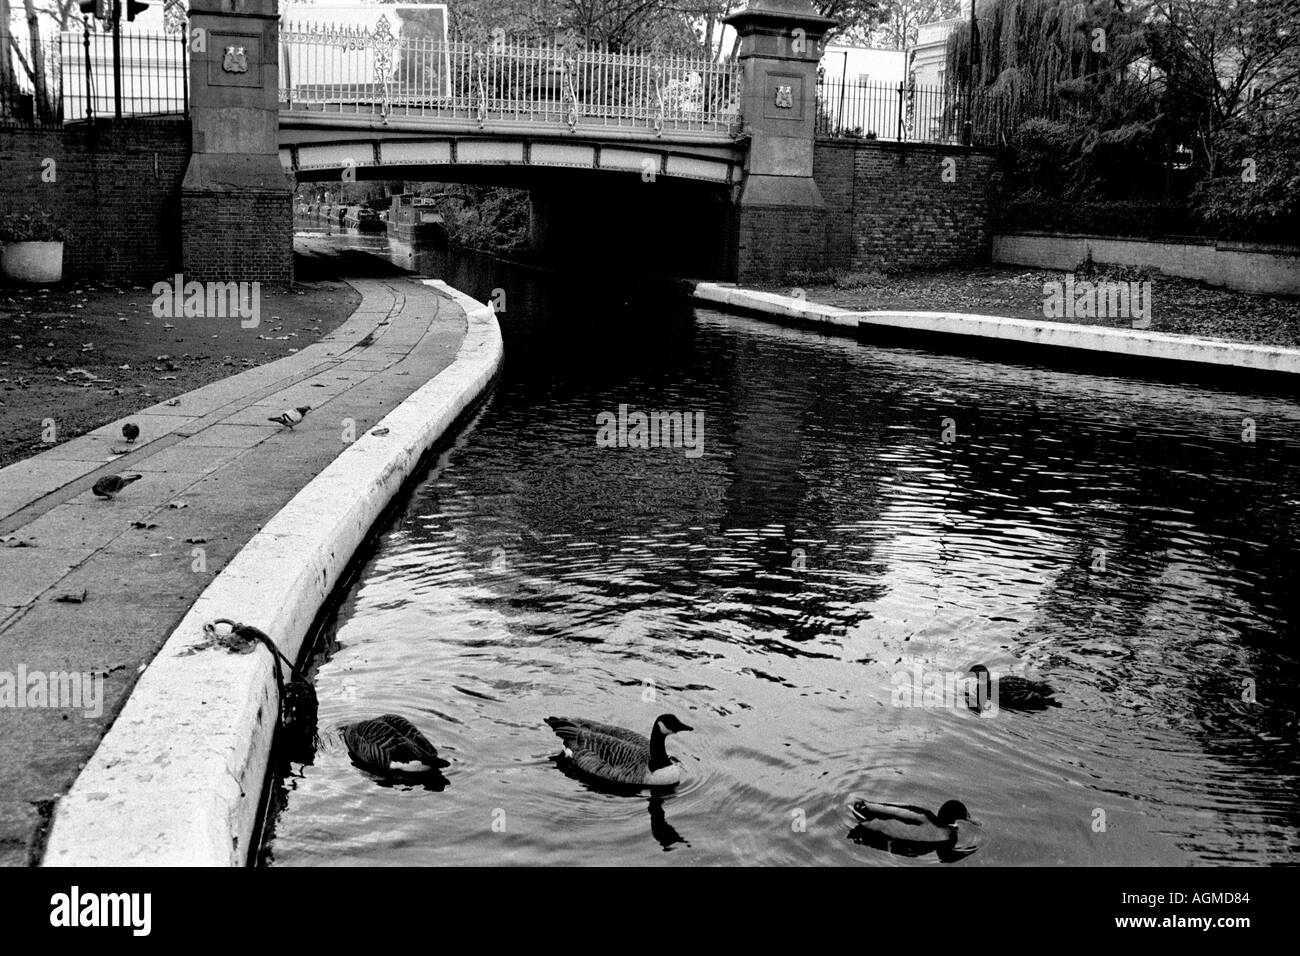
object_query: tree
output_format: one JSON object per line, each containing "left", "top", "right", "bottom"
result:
{"left": 816, "top": 0, "right": 890, "bottom": 43}
{"left": 944, "top": 0, "right": 1155, "bottom": 146}
{"left": 869, "top": 0, "right": 959, "bottom": 50}
{"left": 1147, "top": 0, "right": 1300, "bottom": 175}
{"left": 2, "top": 0, "right": 16, "bottom": 114}
{"left": 20, "top": 0, "right": 52, "bottom": 121}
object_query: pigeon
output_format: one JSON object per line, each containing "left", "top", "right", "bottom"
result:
{"left": 268, "top": 405, "right": 312, "bottom": 429}
{"left": 92, "top": 474, "right": 143, "bottom": 500}
{"left": 121, "top": 422, "right": 140, "bottom": 442}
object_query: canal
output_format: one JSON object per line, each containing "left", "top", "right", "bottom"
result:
{"left": 262, "top": 231, "right": 1300, "bottom": 865}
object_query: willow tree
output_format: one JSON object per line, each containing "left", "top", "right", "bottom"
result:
{"left": 943, "top": 0, "right": 1154, "bottom": 140}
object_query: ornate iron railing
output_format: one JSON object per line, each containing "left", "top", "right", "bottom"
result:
{"left": 279, "top": 21, "right": 743, "bottom": 137}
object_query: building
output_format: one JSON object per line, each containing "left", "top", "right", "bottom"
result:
{"left": 818, "top": 45, "right": 906, "bottom": 138}
{"left": 910, "top": 15, "right": 960, "bottom": 89}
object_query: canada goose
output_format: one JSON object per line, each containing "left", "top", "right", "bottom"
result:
{"left": 848, "top": 798, "right": 972, "bottom": 846}
{"left": 92, "top": 474, "right": 142, "bottom": 500}
{"left": 340, "top": 714, "right": 450, "bottom": 774}
{"left": 968, "top": 664, "right": 1060, "bottom": 711}
{"left": 545, "top": 713, "right": 692, "bottom": 787}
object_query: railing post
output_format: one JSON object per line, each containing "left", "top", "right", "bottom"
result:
{"left": 897, "top": 81, "right": 903, "bottom": 142}
{"left": 372, "top": 14, "right": 397, "bottom": 124}
{"left": 651, "top": 60, "right": 664, "bottom": 136}
{"left": 474, "top": 49, "right": 486, "bottom": 127}
{"left": 564, "top": 54, "right": 578, "bottom": 131}
{"left": 83, "top": 22, "right": 95, "bottom": 121}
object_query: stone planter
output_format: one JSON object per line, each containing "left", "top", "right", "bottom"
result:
{"left": 2, "top": 241, "right": 64, "bottom": 284}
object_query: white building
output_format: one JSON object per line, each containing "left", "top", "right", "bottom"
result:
{"left": 818, "top": 45, "right": 906, "bottom": 137}
{"left": 910, "top": 16, "right": 960, "bottom": 89}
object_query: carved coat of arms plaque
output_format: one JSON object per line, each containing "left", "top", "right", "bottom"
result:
{"left": 222, "top": 45, "right": 249, "bottom": 74}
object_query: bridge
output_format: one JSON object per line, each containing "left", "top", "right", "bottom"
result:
{"left": 277, "top": 27, "right": 748, "bottom": 188}
{"left": 2, "top": 0, "right": 868, "bottom": 281}
{"left": 169, "top": 0, "right": 836, "bottom": 283}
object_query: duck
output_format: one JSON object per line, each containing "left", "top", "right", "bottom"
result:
{"left": 848, "top": 797, "right": 973, "bottom": 847}
{"left": 340, "top": 714, "right": 450, "bottom": 774}
{"left": 545, "top": 713, "right": 692, "bottom": 787}
{"left": 968, "top": 664, "right": 1060, "bottom": 711}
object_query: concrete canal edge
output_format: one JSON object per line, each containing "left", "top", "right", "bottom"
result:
{"left": 41, "top": 281, "right": 503, "bottom": 866}
{"left": 692, "top": 283, "right": 1300, "bottom": 376}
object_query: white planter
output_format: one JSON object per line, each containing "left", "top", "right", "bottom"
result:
{"left": 2, "top": 241, "right": 64, "bottom": 284}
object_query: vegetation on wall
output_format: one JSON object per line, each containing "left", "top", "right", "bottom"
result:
{"left": 947, "top": 0, "right": 1300, "bottom": 242}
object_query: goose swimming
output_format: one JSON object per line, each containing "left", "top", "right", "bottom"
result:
{"left": 968, "top": 664, "right": 1060, "bottom": 711}
{"left": 340, "top": 714, "right": 450, "bottom": 774}
{"left": 545, "top": 713, "right": 692, "bottom": 787}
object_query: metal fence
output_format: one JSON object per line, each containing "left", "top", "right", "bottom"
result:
{"left": 1, "top": 29, "right": 187, "bottom": 124}
{"left": 816, "top": 76, "right": 999, "bottom": 146}
{"left": 279, "top": 21, "right": 743, "bottom": 136}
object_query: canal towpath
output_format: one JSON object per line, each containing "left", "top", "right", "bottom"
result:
{"left": 0, "top": 243, "right": 496, "bottom": 864}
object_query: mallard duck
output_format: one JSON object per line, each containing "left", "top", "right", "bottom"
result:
{"left": 545, "top": 713, "right": 692, "bottom": 787}
{"left": 340, "top": 714, "right": 450, "bottom": 774}
{"left": 968, "top": 664, "right": 1059, "bottom": 711}
{"left": 848, "top": 798, "right": 971, "bottom": 845}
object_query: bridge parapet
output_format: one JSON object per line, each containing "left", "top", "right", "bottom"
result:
{"left": 278, "top": 24, "right": 742, "bottom": 139}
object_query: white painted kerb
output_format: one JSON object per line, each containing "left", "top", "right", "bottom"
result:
{"left": 693, "top": 283, "right": 1300, "bottom": 376}
{"left": 42, "top": 281, "right": 502, "bottom": 866}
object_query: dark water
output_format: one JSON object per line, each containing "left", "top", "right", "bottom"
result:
{"left": 264, "top": 234, "right": 1300, "bottom": 865}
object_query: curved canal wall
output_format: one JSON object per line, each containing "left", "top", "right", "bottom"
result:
{"left": 693, "top": 283, "right": 1300, "bottom": 379}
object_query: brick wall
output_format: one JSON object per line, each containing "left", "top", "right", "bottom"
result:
{"left": 181, "top": 190, "right": 293, "bottom": 284}
{"left": 0, "top": 121, "right": 190, "bottom": 282}
{"left": 734, "top": 205, "right": 832, "bottom": 282}
{"left": 813, "top": 138, "right": 1004, "bottom": 273}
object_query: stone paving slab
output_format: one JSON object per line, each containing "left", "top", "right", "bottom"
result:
{"left": 0, "top": 262, "right": 474, "bottom": 866}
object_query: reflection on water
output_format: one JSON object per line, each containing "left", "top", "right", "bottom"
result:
{"left": 264, "top": 234, "right": 1300, "bottom": 866}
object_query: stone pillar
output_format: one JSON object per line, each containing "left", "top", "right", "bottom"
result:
{"left": 725, "top": 0, "right": 836, "bottom": 282}
{"left": 182, "top": 0, "right": 292, "bottom": 283}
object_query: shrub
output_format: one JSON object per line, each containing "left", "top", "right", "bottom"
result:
{"left": 0, "top": 209, "right": 65, "bottom": 243}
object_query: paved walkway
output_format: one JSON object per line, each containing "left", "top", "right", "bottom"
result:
{"left": 0, "top": 248, "right": 469, "bottom": 864}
